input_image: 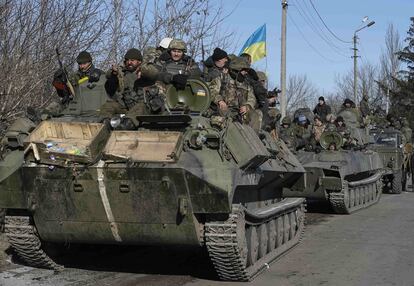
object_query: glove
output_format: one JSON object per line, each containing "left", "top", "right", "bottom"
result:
{"left": 171, "top": 74, "right": 188, "bottom": 90}
{"left": 53, "top": 68, "right": 67, "bottom": 83}
{"left": 88, "top": 69, "right": 102, "bottom": 83}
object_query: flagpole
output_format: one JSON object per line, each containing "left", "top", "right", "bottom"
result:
{"left": 280, "top": 0, "right": 288, "bottom": 118}
{"left": 265, "top": 26, "right": 268, "bottom": 90}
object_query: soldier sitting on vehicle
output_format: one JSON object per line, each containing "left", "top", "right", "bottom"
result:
{"left": 311, "top": 115, "right": 325, "bottom": 146}
{"left": 202, "top": 47, "right": 229, "bottom": 82}
{"left": 342, "top": 129, "right": 358, "bottom": 150}
{"left": 313, "top": 96, "right": 331, "bottom": 122}
{"left": 53, "top": 51, "right": 103, "bottom": 101}
{"left": 153, "top": 39, "right": 201, "bottom": 92}
{"left": 214, "top": 56, "right": 257, "bottom": 126}
{"left": 52, "top": 51, "right": 110, "bottom": 117}
{"left": 105, "top": 48, "right": 164, "bottom": 116}
{"left": 335, "top": 116, "right": 347, "bottom": 135}
{"left": 279, "top": 117, "right": 295, "bottom": 150}
{"left": 293, "top": 115, "right": 312, "bottom": 150}
{"left": 141, "top": 37, "right": 173, "bottom": 81}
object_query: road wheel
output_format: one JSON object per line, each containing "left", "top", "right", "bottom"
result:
{"left": 246, "top": 226, "right": 258, "bottom": 266}
{"left": 391, "top": 170, "right": 403, "bottom": 194}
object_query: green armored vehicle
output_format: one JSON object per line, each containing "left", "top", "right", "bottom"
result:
{"left": 283, "top": 108, "right": 384, "bottom": 214}
{"left": 0, "top": 79, "right": 306, "bottom": 281}
{"left": 369, "top": 128, "right": 406, "bottom": 193}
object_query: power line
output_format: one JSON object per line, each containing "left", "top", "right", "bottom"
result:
{"left": 293, "top": 0, "right": 349, "bottom": 58}
{"left": 288, "top": 13, "right": 347, "bottom": 63}
{"left": 299, "top": 0, "right": 349, "bottom": 56}
{"left": 308, "top": 0, "right": 352, "bottom": 44}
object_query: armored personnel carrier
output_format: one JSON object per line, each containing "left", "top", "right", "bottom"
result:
{"left": 0, "top": 79, "right": 306, "bottom": 281}
{"left": 369, "top": 128, "right": 406, "bottom": 193}
{"left": 283, "top": 108, "right": 384, "bottom": 214}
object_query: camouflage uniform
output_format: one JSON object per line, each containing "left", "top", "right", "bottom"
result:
{"left": 104, "top": 48, "right": 152, "bottom": 115}
{"left": 279, "top": 117, "right": 295, "bottom": 149}
{"left": 214, "top": 57, "right": 257, "bottom": 125}
{"left": 292, "top": 119, "right": 312, "bottom": 150}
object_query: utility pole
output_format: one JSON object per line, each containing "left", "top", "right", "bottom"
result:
{"left": 280, "top": 0, "right": 288, "bottom": 118}
{"left": 352, "top": 20, "right": 375, "bottom": 104}
{"left": 352, "top": 34, "right": 358, "bottom": 103}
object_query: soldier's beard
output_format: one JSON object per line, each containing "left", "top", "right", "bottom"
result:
{"left": 126, "top": 64, "right": 138, "bottom": 72}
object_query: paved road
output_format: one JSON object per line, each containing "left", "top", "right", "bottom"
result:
{"left": 1, "top": 193, "right": 414, "bottom": 286}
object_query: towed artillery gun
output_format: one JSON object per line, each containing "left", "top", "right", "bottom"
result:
{"left": 284, "top": 109, "right": 384, "bottom": 214}
{"left": 0, "top": 79, "right": 306, "bottom": 281}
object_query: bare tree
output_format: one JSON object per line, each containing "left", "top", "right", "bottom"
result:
{"left": 286, "top": 74, "right": 317, "bottom": 115}
{"left": 334, "top": 62, "right": 378, "bottom": 109}
{"left": 378, "top": 23, "right": 402, "bottom": 111}
{"left": 0, "top": 1, "right": 109, "bottom": 124}
{"left": 0, "top": 0, "right": 235, "bottom": 128}
{"left": 107, "top": 0, "right": 237, "bottom": 62}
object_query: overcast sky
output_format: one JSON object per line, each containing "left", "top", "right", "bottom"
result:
{"left": 221, "top": 0, "right": 413, "bottom": 93}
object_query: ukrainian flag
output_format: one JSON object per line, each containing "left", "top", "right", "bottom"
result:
{"left": 239, "top": 24, "right": 266, "bottom": 63}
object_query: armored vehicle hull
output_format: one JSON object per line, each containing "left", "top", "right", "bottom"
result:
{"left": 284, "top": 149, "right": 383, "bottom": 214}
{"left": 1, "top": 80, "right": 307, "bottom": 281}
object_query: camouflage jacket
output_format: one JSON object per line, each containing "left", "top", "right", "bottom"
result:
{"left": 141, "top": 47, "right": 163, "bottom": 80}
{"left": 155, "top": 52, "right": 201, "bottom": 82}
{"left": 214, "top": 73, "right": 256, "bottom": 110}
{"left": 105, "top": 69, "right": 148, "bottom": 110}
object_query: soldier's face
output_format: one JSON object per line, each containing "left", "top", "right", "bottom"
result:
{"left": 125, "top": 59, "right": 141, "bottom": 72}
{"left": 78, "top": 62, "right": 91, "bottom": 72}
{"left": 319, "top": 100, "right": 324, "bottom": 105}
{"left": 170, "top": 49, "right": 184, "bottom": 61}
{"left": 215, "top": 58, "right": 228, "bottom": 68}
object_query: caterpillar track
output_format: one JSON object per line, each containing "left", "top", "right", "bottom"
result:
{"left": 205, "top": 198, "right": 306, "bottom": 281}
{"left": 329, "top": 171, "right": 383, "bottom": 214}
{"left": 5, "top": 216, "right": 63, "bottom": 271}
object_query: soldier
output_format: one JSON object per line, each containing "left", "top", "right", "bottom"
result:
{"left": 313, "top": 96, "right": 331, "bottom": 122}
{"left": 311, "top": 115, "right": 325, "bottom": 145}
{"left": 214, "top": 56, "right": 256, "bottom": 125}
{"left": 293, "top": 115, "right": 312, "bottom": 150}
{"left": 203, "top": 47, "right": 229, "bottom": 82}
{"left": 105, "top": 48, "right": 148, "bottom": 110}
{"left": 155, "top": 39, "right": 201, "bottom": 91}
{"left": 370, "top": 107, "right": 388, "bottom": 129}
{"left": 52, "top": 51, "right": 109, "bottom": 117}
{"left": 279, "top": 116, "right": 295, "bottom": 149}
{"left": 342, "top": 129, "right": 357, "bottom": 150}
{"left": 335, "top": 116, "right": 347, "bottom": 135}
{"left": 53, "top": 51, "right": 104, "bottom": 105}
{"left": 141, "top": 37, "right": 173, "bottom": 80}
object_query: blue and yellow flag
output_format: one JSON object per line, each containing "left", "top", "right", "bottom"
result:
{"left": 239, "top": 24, "right": 266, "bottom": 63}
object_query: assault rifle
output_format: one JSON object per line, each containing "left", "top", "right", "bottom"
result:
{"left": 55, "top": 48, "right": 76, "bottom": 98}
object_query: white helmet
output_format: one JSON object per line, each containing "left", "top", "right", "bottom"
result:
{"left": 159, "top": 37, "right": 173, "bottom": 49}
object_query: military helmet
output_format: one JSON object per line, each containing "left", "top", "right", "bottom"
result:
{"left": 76, "top": 51, "right": 92, "bottom": 64}
{"left": 169, "top": 39, "right": 187, "bottom": 53}
{"left": 124, "top": 48, "right": 143, "bottom": 61}
{"left": 281, "top": 116, "right": 291, "bottom": 125}
{"left": 256, "top": 71, "right": 267, "bottom": 82}
{"left": 229, "top": 56, "right": 250, "bottom": 71}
